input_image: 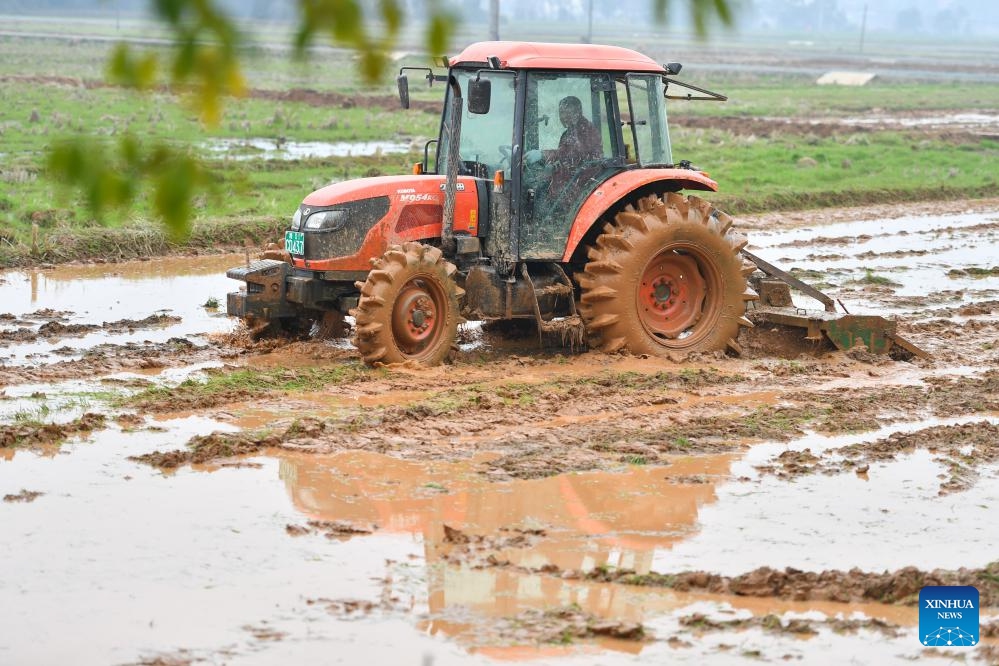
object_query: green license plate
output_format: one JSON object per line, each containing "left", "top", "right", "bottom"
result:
{"left": 285, "top": 231, "right": 305, "bottom": 255}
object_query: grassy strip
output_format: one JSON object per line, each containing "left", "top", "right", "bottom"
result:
{"left": 5, "top": 179, "right": 998, "bottom": 269}
{"left": 393, "top": 368, "right": 745, "bottom": 418}
{"left": 121, "top": 363, "right": 376, "bottom": 413}
{"left": 712, "top": 182, "right": 999, "bottom": 217}
{"left": 0, "top": 151, "right": 416, "bottom": 252}
{"left": 0, "top": 217, "right": 287, "bottom": 268}
{"left": 675, "top": 129, "right": 999, "bottom": 212}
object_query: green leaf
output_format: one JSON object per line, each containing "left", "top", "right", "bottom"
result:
{"left": 427, "top": 12, "right": 455, "bottom": 56}
{"left": 380, "top": 0, "right": 403, "bottom": 36}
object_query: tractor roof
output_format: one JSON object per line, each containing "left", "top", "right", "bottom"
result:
{"left": 450, "top": 41, "right": 665, "bottom": 74}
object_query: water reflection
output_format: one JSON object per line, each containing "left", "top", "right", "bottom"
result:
{"left": 276, "top": 450, "right": 726, "bottom": 652}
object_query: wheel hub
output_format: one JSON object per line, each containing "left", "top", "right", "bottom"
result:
{"left": 652, "top": 279, "right": 673, "bottom": 306}
{"left": 391, "top": 280, "right": 443, "bottom": 354}
{"left": 638, "top": 251, "right": 708, "bottom": 339}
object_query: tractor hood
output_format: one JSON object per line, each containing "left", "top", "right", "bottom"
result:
{"left": 303, "top": 175, "right": 428, "bottom": 208}
{"left": 292, "top": 174, "right": 480, "bottom": 272}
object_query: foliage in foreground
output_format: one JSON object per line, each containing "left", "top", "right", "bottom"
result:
{"left": 46, "top": 0, "right": 734, "bottom": 236}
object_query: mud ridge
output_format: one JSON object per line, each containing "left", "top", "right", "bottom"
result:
{"left": 458, "top": 551, "right": 999, "bottom": 608}
{"left": 486, "top": 606, "right": 647, "bottom": 644}
{"left": 676, "top": 612, "right": 902, "bottom": 638}
{"left": 674, "top": 114, "right": 999, "bottom": 142}
{"left": 756, "top": 420, "right": 999, "bottom": 493}
{"left": 435, "top": 524, "right": 999, "bottom": 605}
{"left": 0, "top": 313, "right": 182, "bottom": 346}
{"left": 127, "top": 368, "right": 999, "bottom": 476}
{"left": 128, "top": 431, "right": 271, "bottom": 469}
{"left": 0, "top": 338, "right": 216, "bottom": 388}
{"left": 285, "top": 519, "right": 376, "bottom": 540}
{"left": 587, "top": 564, "right": 999, "bottom": 607}
{"left": 3, "top": 489, "right": 44, "bottom": 503}
{"left": 0, "top": 413, "right": 107, "bottom": 450}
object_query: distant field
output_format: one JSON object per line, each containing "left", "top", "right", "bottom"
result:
{"left": 1, "top": 24, "right": 998, "bottom": 265}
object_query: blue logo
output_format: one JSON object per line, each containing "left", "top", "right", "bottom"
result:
{"left": 919, "top": 586, "right": 979, "bottom": 647}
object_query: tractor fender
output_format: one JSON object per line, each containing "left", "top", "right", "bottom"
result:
{"left": 560, "top": 168, "right": 718, "bottom": 262}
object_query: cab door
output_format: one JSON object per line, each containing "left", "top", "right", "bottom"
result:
{"left": 437, "top": 70, "right": 518, "bottom": 262}
{"left": 519, "top": 72, "right": 622, "bottom": 260}
{"left": 617, "top": 73, "right": 673, "bottom": 167}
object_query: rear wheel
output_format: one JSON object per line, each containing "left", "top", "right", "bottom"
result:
{"left": 351, "top": 242, "right": 463, "bottom": 366}
{"left": 578, "top": 193, "right": 757, "bottom": 356}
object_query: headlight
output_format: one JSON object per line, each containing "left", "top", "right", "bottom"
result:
{"left": 304, "top": 209, "right": 347, "bottom": 231}
{"left": 291, "top": 208, "right": 303, "bottom": 230}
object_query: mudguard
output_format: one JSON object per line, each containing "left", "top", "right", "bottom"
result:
{"left": 560, "top": 168, "right": 718, "bottom": 262}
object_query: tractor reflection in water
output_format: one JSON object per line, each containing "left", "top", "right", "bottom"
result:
{"left": 277, "top": 450, "right": 736, "bottom": 655}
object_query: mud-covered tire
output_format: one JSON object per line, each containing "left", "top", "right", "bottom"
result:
{"left": 578, "top": 193, "right": 757, "bottom": 356}
{"left": 350, "top": 242, "right": 463, "bottom": 366}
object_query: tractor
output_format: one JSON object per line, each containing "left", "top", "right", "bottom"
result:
{"left": 227, "top": 41, "right": 927, "bottom": 364}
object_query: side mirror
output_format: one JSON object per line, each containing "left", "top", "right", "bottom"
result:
{"left": 665, "top": 62, "right": 682, "bottom": 75}
{"left": 397, "top": 74, "right": 410, "bottom": 109}
{"left": 468, "top": 78, "right": 491, "bottom": 115}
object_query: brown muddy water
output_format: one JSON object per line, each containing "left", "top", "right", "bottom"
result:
{"left": 2, "top": 205, "right": 999, "bottom": 665}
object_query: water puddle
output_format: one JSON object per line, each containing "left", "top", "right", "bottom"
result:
{"left": 838, "top": 112, "right": 999, "bottom": 130}
{"left": 2, "top": 404, "right": 997, "bottom": 663}
{"left": 1, "top": 210, "right": 998, "bottom": 663}
{"left": 0, "top": 377, "right": 118, "bottom": 424}
{"left": 0, "top": 254, "right": 239, "bottom": 366}
{"left": 748, "top": 209, "right": 999, "bottom": 314}
{"left": 202, "top": 137, "right": 417, "bottom": 161}
{"left": 659, "top": 418, "right": 999, "bottom": 575}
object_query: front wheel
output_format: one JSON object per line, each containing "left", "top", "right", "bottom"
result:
{"left": 578, "top": 193, "right": 757, "bottom": 357}
{"left": 351, "top": 242, "right": 464, "bottom": 366}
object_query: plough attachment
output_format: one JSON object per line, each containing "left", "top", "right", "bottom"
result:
{"left": 742, "top": 250, "right": 930, "bottom": 360}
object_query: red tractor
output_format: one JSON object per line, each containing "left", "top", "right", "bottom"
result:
{"left": 227, "top": 41, "right": 926, "bottom": 365}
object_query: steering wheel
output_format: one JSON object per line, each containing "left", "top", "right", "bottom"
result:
{"left": 459, "top": 160, "right": 490, "bottom": 179}
{"left": 498, "top": 145, "right": 512, "bottom": 168}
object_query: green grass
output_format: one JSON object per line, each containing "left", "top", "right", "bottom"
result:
{"left": 675, "top": 129, "right": 999, "bottom": 214}
{"left": 2, "top": 33, "right": 998, "bottom": 265}
{"left": 852, "top": 270, "right": 903, "bottom": 287}
{"left": 0, "top": 77, "right": 433, "bottom": 244}
{"left": 123, "top": 363, "right": 375, "bottom": 411}
{"left": 13, "top": 406, "right": 50, "bottom": 423}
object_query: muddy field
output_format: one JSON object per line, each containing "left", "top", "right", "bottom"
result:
{"left": 2, "top": 198, "right": 999, "bottom": 664}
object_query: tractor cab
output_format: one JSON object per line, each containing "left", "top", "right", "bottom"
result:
{"left": 405, "top": 42, "right": 687, "bottom": 262}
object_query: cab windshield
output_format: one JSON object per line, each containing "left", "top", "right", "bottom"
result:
{"left": 437, "top": 69, "right": 516, "bottom": 178}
